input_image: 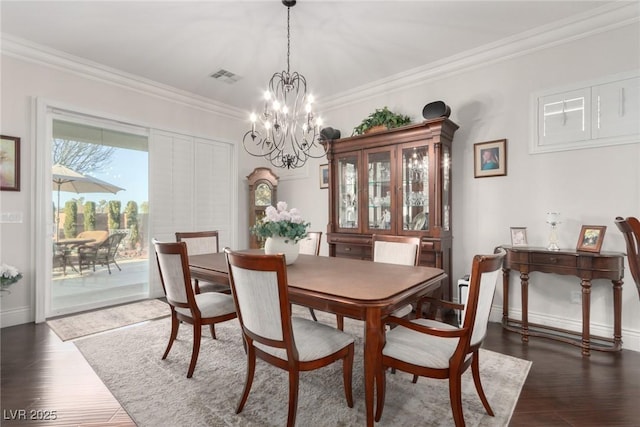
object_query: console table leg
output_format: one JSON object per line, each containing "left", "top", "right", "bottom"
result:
{"left": 502, "top": 268, "right": 510, "bottom": 324}
{"left": 613, "top": 279, "right": 623, "bottom": 350}
{"left": 581, "top": 279, "right": 592, "bottom": 356}
{"left": 521, "top": 272, "right": 529, "bottom": 343}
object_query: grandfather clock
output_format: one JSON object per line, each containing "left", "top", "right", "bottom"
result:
{"left": 247, "top": 167, "right": 279, "bottom": 249}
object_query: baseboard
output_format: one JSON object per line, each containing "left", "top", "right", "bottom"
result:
{"left": 0, "top": 305, "right": 33, "bottom": 328}
{"left": 490, "top": 305, "right": 640, "bottom": 353}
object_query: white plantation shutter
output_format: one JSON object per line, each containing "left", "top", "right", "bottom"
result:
{"left": 149, "top": 130, "right": 235, "bottom": 297}
{"left": 193, "top": 137, "right": 234, "bottom": 248}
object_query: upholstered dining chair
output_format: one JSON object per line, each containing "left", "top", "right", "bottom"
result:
{"left": 175, "top": 230, "right": 229, "bottom": 294}
{"left": 298, "top": 231, "right": 322, "bottom": 321}
{"left": 334, "top": 234, "right": 421, "bottom": 330}
{"left": 153, "top": 239, "right": 236, "bottom": 378}
{"left": 374, "top": 248, "right": 506, "bottom": 427}
{"left": 224, "top": 248, "right": 355, "bottom": 427}
{"left": 615, "top": 216, "right": 640, "bottom": 299}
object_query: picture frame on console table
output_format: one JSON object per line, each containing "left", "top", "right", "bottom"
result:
{"left": 510, "top": 227, "right": 528, "bottom": 246}
{"left": 576, "top": 225, "right": 606, "bottom": 253}
{"left": 474, "top": 139, "right": 506, "bottom": 178}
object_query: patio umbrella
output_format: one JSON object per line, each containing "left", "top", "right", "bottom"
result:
{"left": 52, "top": 164, "right": 125, "bottom": 240}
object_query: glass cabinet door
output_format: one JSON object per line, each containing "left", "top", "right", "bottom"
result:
{"left": 402, "top": 145, "right": 429, "bottom": 231}
{"left": 366, "top": 150, "right": 392, "bottom": 231}
{"left": 442, "top": 146, "right": 451, "bottom": 231}
{"left": 337, "top": 155, "right": 359, "bottom": 229}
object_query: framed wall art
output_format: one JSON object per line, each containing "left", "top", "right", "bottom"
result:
{"left": 510, "top": 227, "right": 528, "bottom": 246}
{"left": 474, "top": 139, "right": 507, "bottom": 178}
{"left": 576, "top": 225, "right": 606, "bottom": 253}
{"left": 319, "top": 164, "right": 329, "bottom": 189}
{"left": 1, "top": 135, "right": 20, "bottom": 191}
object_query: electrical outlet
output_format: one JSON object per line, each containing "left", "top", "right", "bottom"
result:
{"left": 570, "top": 290, "right": 582, "bottom": 304}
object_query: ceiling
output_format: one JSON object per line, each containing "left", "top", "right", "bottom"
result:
{"left": 0, "top": 1, "right": 625, "bottom": 113}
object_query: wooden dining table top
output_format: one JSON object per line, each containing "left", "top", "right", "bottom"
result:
{"left": 189, "top": 252, "right": 446, "bottom": 315}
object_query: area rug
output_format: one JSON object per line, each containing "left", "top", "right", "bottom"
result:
{"left": 75, "top": 307, "right": 531, "bottom": 426}
{"left": 48, "top": 298, "right": 169, "bottom": 341}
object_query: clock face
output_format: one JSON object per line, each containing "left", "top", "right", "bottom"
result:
{"left": 255, "top": 182, "right": 272, "bottom": 206}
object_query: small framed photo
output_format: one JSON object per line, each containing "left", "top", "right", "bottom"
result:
{"left": 474, "top": 139, "right": 507, "bottom": 178}
{"left": 1, "top": 135, "right": 20, "bottom": 191}
{"left": 510, "top": 227, "right": 528, "bottom": 246}
{"left": 319, "top": 164, "right": 329, "bottom": 189}
{"left": 576, "top": 225, "right": 607, "bottom": 253}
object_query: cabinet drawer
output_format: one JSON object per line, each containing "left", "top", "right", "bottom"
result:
{"left": 335, "top": 244, "right": 371, "bottom": 259}
{"left": 530, "top": 253, "right": 576, "bottom": 268}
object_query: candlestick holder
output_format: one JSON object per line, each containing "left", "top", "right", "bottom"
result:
{"left": 546, "top": 212, "right": 561, "bottom": 251}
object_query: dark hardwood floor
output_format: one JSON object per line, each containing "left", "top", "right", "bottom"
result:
{"left": 2, "top": 321, "right": 639, "bottom": 426}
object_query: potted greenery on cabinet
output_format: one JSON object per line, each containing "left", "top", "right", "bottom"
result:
{"left": 353, "top": 106, "right": 412, "bottom": 135}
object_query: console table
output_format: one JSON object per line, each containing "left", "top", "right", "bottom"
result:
{"left": 501, "top": 245, "right": 624, "bottom": 356}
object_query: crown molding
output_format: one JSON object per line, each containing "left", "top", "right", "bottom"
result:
{"left": 1, "top": 2, "right": 637, "bottom": 118}
{"left": 0, "top": 34, "right": 245, "bottom": 121}
{"left": 321, "top": 1, "right": 640, "bottom": 111}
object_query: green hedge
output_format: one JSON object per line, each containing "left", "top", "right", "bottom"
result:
{"left": 83, "top": 201, "right": 96, "bottom": 231}
{"left": 124, "top": 201, "right": 139, "bottom": 249}
{"left": 63, "top": 201, "right": 77, "bottom": 238}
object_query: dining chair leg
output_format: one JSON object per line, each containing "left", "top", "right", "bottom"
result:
{"left": 374, "top": 363, "right": 386, "bottom": 422}
{"left": 471, "top": 351, "right": 494, "bottom": 416}
{"left": 308, "top": 307, "right": 318, "bottom": 321}
{"left": 343, "top": 345, "right": 354, "bottom": 408}
{"left": 449, "top": 372, "right": 465, "bottom": 427}
{"left": 286, "top": 370, "right": 300, "bottom": 427}
{"left": 209, "top": 324, "right": 216, "bottom": 340}
{"left": 187, "top": 322, "right": 202, "bottom": 378}
{"left": 162, "top": 313, "right": 179, "bottom": 359}
{"left": 236, "top": 345, "right": 257, "bottom": 414}
{"left": 336, "top": 315, "right": 344, "bottom": 331}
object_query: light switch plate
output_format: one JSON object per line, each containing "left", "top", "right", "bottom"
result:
{"left": 1, "top": 212, "right": 24, "bottom": 223}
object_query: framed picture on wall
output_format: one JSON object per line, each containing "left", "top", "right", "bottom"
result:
{"left": 474, "top": 139, "right": 507, "bottom": 178}
{"left": 1, "top": 135, "right": 20, "bottom": 191}
{"left": 510, "top": 227, "right": 528, "bottom": 246}
{"left": 576, "top": 225, "right": 607, "bottom": 253}
{"left": 319, "top": 164, "right": 329, "bottom": 189}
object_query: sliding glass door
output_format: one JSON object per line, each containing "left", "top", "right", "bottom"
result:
{"left": 50, "top": 118, "right": 150, "bottom": 316}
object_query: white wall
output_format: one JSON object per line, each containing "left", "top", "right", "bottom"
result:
{"left": 2, "top": 16, "right": 639, "bottom": 352}
{"left": 279, "top": 22, "right": 640, "bottom": 351}
{"left": 0, "top": 51, "right": 263, "bottom": 326}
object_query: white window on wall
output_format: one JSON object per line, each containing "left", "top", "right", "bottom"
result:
{"left": 531, "top": 72, "right": 640, "bottom": 153}
{"left": 539, "top": 89, "right": 590, "bottom": 147}
{"left": 593, "top": 77, "right": 640, "bottom": 139}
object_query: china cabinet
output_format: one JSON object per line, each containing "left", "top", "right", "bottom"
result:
{"left": 247, "top": 167, "right": 278, "bottom": 249}
{"left": 325, "top": 118, "right": 458, "bottom": 300}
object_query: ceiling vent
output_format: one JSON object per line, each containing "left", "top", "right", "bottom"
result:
{"left": 210, "top": 69, "right": 241, "bottom": 84}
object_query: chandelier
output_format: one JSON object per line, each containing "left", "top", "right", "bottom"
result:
{"left": 242, "top": 0, "right": 326, "bottom": 170}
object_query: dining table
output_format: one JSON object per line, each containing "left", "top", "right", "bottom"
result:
{"left": 188, "top": 251, "right": 446, "bottom": 427}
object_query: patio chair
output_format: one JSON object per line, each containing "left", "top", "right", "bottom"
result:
{"left": 78, "top": 233, "right": 126, "bottom": 274}
{"left": 52, "top": 243, "right": 68, "bottom": 275}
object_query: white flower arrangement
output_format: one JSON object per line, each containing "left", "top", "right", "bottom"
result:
{"left": 0, "top": 263, "right": 23, "bottom": 290}
{"left": 251, "top": 201, "right": 310, "bottom": 244}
